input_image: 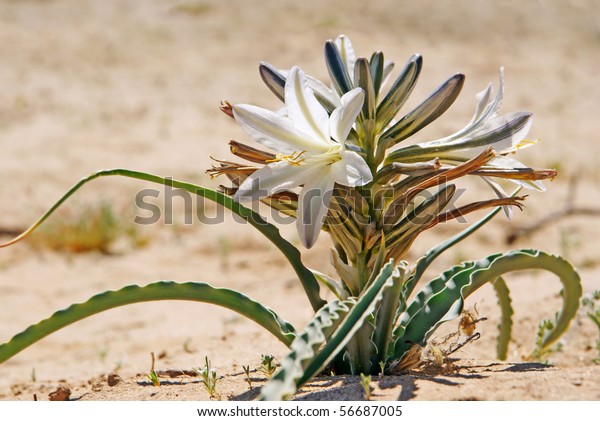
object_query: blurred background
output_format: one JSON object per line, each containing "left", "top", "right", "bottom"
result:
{"left": 0, "top": 0, "right": 598, "bottom": 397}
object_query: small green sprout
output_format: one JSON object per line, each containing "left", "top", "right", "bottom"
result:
{"left": 360, "top": 373, "right": 372, "bottom": 401}
{"left": 146, "top": 352, "right": 160, "bottom": 387}
{"left": 258, "top": 354, "right": 277, "bottom": 378}
{"left": 531, "top": 319, "right": 563, "bottom": 364}
{"left": 30, "top": 367, "right": 36, "bottom": 383}
{"left": 98, "top": 346, "right": 109, "bottom": 362}
{"left": 147, "top": 370, "right": 160, "bottom": 387}
{"left": 378, "top": 361, "right": 386, "bottom": 377}
{"left": 242, "top": 365, "right": 252, "bottom": 389}
{"left": 195, "top": 356, "right": 220, "bottom": 399}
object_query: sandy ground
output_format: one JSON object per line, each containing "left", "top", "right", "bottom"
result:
{"left": 0, "top": 0, "right": 600, "bottom": 401}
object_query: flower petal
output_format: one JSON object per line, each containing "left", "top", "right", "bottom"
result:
{"left": 388, "top": 111, "right": 533, "bottom": 163}
{"left": 285, "top": 66, "right": 331, "bottom": 145}
{"left": 296, "top": 170, "right": 335, "bottom": 248}
{"left": 400, "top": 68, "right": 505, "bottom": 152}
{"left": 481, "top": 176, "right": 513, "bottom": 219}
{"left": 233, "top": 104, "right": 324, "bottom": 154}
{"left": 233, "top": 161, "right": 309, "bottom": 202}
{"left": 329, "top": 88, "right": 365, "bottom": 143}
{"left": 487, "top": 156, "right": 546, "bottom": 191}
{"left": 330, "top": 148, "right": 373, "bottom": 187}
{"left": 461, "top": 111, "right": 533, "bottom": 154}
{"left": 466, "top": 67, "right": 504, "bottom": 129}
{"left": 335, "top": 34, "right": 357, "bottom": 75}
{"left": 305, "top": 74, "right": 340, "bottom": 111}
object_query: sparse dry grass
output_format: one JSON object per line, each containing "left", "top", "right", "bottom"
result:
{"left": 28, "top": 201, "right": 150, "bottom": 254}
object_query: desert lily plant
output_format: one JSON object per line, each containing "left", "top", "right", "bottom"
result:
{"left": 0, "top": 35, "right": 581, "bottom": 400}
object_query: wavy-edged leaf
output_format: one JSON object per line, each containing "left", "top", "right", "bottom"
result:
{"left": 382, "top": 73, "right": 465, "bottom": 147}
{"left": 324, "top": 40, "right": 354, "bottom": 96}
{"left": 344, "top": 316, "right": 377, "bottom": 374}
{"left": 392, "top": 250, "right": 582, "bottom": 361}
{"left": 0, "top": 282, "right": 296, "bottom": 363}
{"left": 376, "top": 54, "right": 422, "bottom": 132}
{"left": 492, "top": 276, "right": 514, "bottom": 360}
{"left": 373, "top": 262, "right": 409, "bottom": 363}
{"left": 0, "top": 169, "right": 326, "bottom": 311}
{"left": 300, "top": 260, "right": 397, "bottom": 382}
{"left": 259, "top": 260, "right": 397, "bottom": 400}
{"left": 258, "top": 300, "right": 353, "bottom": 401}
{"left": 393, "top": 261, "right": 477, "bottom": 341}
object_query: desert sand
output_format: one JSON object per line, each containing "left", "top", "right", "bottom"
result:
{"left": 0, "top": 0, "right": 599, "bottom": 401}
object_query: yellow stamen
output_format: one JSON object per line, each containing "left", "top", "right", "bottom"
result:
{"left": 506, "top": 138, "right": 539, "bottom": 154}
{"left": 266, "top": 151, "right": 307, "bottom": 166}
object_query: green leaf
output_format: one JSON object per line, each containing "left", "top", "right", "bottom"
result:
{"left": 324, "top": 40, "right": 354, "bottom": 96}
{"left": 344, "top": 317, "right": 377, "bottom": 374}
{"left": 392, "top": 249, "right": 582, "bottom": 361}
{"left": 373, "top": 263, "right": 409, "bottom": 364}
{"left": 381, "top": 73, "right": 465, "bottom": 147}
{"left": 366, "top": 237, "right": 387, "bottom": 288}
{"left": 259, "top": 260, "right": 397, "bottom": 400}
{"left": 492, "top": 276, "right": 514, "bottom": 360}
{"left": 0, "top": 282, "right": 296, "bottom": 363}
{"left": 331, "top": 246, "right": 360, "bottom": 297}
{"left": 311, "top": 269, "right": 347, "bottom": 300}
{"left": 393, "top": 261, "right": 477, "bottom": 342}
{"left": 0, "top": 169, "right": 326, "bottom": 311}
{"left": 258, "top": 300, "right": 353, "bottom": 401}
{"left": 402, "top": 191, "right": 520, "bottom": 300}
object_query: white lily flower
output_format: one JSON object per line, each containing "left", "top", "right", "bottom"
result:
{"left": 387, "top": 68, "right": 545, "bottom": 191}
{"left": 232, "top": 66, "right": 373, "bottom": 248}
